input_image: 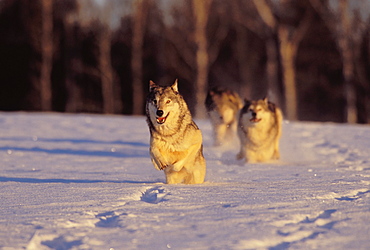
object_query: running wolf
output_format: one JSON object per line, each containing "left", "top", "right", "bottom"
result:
{"left": 146, "top": 79, "right": 206, "bottom": 184}
{"left": 237, "top": 98, "right": 283, "bottom": 163}
{"left": 205, "top": 87, "right": 243, "bottom": 146}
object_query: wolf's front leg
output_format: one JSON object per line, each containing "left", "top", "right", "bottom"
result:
{"left": 172, "top": 143, "right": 200, "bottom": 171}
{"left": 272, "top": 147, "right": 280, "bottom": 160}
{"left": 150, "top": 147, "right": 166, "bottom": 170}
{"left": 272, "top": 138, "right": 280, "bottom": 160}
{"left": 188, "top": 160, "right": 206, "bottom": 184}
{"left": 151, "top": 157, "right": 165, "bottom": 170}
{"left": 215, "top": 124, "right": 227, "bottom": 146}
{"left": 165, "top": 168, "right": 187, "bottom": 184}
{"left": 236, "top": 145, "right": 245, "bottom": 160}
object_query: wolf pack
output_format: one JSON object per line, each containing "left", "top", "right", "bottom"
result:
{"left": 146, "top": 79, "right": 283, "bottom": 184}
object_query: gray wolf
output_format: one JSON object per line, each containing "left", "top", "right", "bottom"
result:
{"left": 146, "top": 79, "right": 206, "bottom": 184}
{"left": 205, "top": 87, "right": 243, "bottom": 146}
{"left": 237, "top": 98, "right": 283, "bottom": 163}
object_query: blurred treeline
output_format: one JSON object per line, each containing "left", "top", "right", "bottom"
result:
{"left": 0, "top": 0, "right": 369, "bottom": 123}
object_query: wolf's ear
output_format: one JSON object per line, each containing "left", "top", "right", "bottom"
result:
{"left": 171, "top": 79, "right": 179, "bottom": 92}
{"left": 263, "top": 97, "right": 269, "bottom": 105}
{"left": 149, "top": 80, "right": 157, "bottom": 91}
{"left": 268, "top": 101, "right": 276, "bottom": 113}
{"left": 244, "top": 98, "right": 250, "bottom": 105}
{"left": 241, "top": 99, "right": 251, "bottom": 113}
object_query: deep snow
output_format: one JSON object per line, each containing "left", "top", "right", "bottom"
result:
{"left": 0, "top": 112, "right": 369, "bottom": 250}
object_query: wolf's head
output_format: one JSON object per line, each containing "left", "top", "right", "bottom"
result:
{"left": 146, "top": 79, "right": 183, "bottom": 127}
{"left": 240, "top": 98, "right": 276, "bottom": 125}
{"left": 206, "top": 87, "right": 243, "bottom": 125}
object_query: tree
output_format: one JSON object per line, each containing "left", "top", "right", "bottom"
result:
{"left": 40, "top": 0, "right": 53, "bottom": 111}
{"left": 165, "top": 0, "right": 229, "bottom": 118}
{"left": 131, "top": 0, "right": 150, "bottom": 115}
{"left": 71, "top": 0, "right": 123, "bottom": 114}
{"left": 310, "top": 0, "right": 369, "bottom": 123}
{"left": 192, "top": 0, "right": 212, "bottom": 118}
{"left": 252, "top": 0, "right": 313, "bottom": 121}
{"left": 99, "top": 24, "right": 116, "bottom": 114}
{"left": 231, "top": 0, "right": 280, "bottom": 103}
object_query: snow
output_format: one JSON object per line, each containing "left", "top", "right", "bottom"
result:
{"left": 0, "top": 112, "right": 369, "bottom": 250}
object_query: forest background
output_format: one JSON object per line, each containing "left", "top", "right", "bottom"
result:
{"left": 0, "top": 0, "right": 369, "bottom": 123}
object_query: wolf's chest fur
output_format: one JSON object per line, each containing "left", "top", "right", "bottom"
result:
{"left": 152, "top": 136, "right": 188, "bottom": 165}
{"left": 151, "top": 121, "right": 195, "bottom": 151}
{"left": 243, "top": 119, "right": 278, "bottom": 149}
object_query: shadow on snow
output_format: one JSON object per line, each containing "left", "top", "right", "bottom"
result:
{"left": 0, "top": 146, "right": 148, "bottom": 158}
{"left": 0, "top": 176, "right": 159, "bottom": 184}
{"left": 0, "top": 136, "right": 149, "bottom": 147}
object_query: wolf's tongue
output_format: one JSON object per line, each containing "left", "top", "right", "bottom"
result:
{"left": 157, "top": 117, "right": 166, "bottom": 123}
{"left": 250, "top": 118, "right": 261, "bottom": 123}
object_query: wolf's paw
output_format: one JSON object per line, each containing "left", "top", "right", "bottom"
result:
{"left": 236, "top": 152, "right": 244, "bottom": 160}
{"left": 272, "top": 151, "right": 280, "bottom": 160}
{"left": 159, "top": 165, "right": 168, "bottom": 170}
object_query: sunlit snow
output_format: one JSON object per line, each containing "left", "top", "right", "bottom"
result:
{"left": 0, "top": 112, "right": 369, "bottom": 249}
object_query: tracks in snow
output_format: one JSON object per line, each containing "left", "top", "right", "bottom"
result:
{"left": 140, "top": 186, "right": 170, "bottom": 204}
{"left": 236, "top": 209, "right": 344, "bottom": 249}
{"left": 26, "top": 185, "right": 170, "bottom": 249}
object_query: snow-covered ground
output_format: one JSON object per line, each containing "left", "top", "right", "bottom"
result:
{"left": 0, "top": 112, "right": 369, "bottom": 250}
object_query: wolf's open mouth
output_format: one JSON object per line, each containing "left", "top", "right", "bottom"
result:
{"left": 250, "top": 118, "right": 262, "bottom": 123}
{"left": 156, "top": 113, "right": 169, "bottom": 124}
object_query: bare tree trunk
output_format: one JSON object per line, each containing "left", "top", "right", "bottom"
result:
{"left": 355, "top": 33, "right": 370, "bottom": 124}
{"left": 99, "top": 26, "right": 115, "bottom": 114}
{"left": 265, "top": 37, "right": 281, "bottom": 107}
{"left": 40, "top": 0, "right": 53, "bottom": 111}
{"left": 278, "top": 26, "right": 298, "bottom": 121}
{"left": 193, "top": 0, "right": 212, "bottom": 119}
{"left": 252, "top": 0, "right": 293, "bottom": 117}
{"left": 235, "top": 23, "right": 252, "bottom": 99}
{"left": 233, "top": 0, "right": 280, "bottom": 102}
{"left": 339, "top": 0, "right": 357, "bottom": 123}
{"left": 253, "top": 0, "right": 312, "bottom": 120}
{"left": 342, "top": 49, "right": 357, "bottom": 123}
{"left": 310, "top": 0, "right": 363, "bottom": 123}
{"left": 131, "top": 0, "right": 149, "bottom": 115}
{"left": 278, "top": 11, "right": 312, "bottom": 121}
{"left": 65, "top": 23, "right": 81, "bottom": 113}
{"left": 230, "top": 0, "right": 251, "bottom": 99}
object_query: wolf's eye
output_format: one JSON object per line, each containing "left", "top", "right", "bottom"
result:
{"left": 153, "top": 100, "right": 157, "bottom": 105}
{"left": 166, "top": 100, "right": 171, "bottom": 104}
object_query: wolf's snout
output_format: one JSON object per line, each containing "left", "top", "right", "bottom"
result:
{"left": 251, "top": 111, "right": 257, "bottom": 117}
{"left": 155, "top": 109, "right": 168, "bottom": 124}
